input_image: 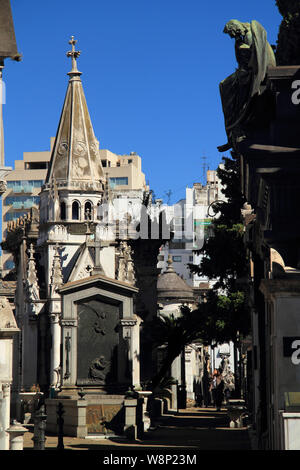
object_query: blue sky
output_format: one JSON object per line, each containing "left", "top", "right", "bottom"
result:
{"left": 3, "top": 1, "right": 282, "bottom": 204}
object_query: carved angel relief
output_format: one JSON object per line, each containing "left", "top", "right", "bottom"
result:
{"left": 88, "top": 355, "right": 110, "bottom": 383}
{"left": 72, "top": 140, "right": 89, "bottom": 178}
{"left": 94, "top": 312, "right": 106, "bottom": 335}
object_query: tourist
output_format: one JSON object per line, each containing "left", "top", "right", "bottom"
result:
{"left": 209, "top": 370, "right": 218, "bottom": 406}
{"left": 215, "top": 370, "right": 225, "bottom": 411}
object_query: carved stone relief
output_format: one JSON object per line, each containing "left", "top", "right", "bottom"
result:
{"left": 116, "top": 241, "right": 136, "bottom": 285}
{"left": 76, "top": 299, "right": 120, "bottom": 386}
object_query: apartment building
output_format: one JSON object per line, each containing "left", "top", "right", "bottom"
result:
{"left": 100, "top": 149, "right": 147, "bottom": 191}
{"left": 157, "top": 167, "right": 226, "bottom": 288}
{"left": 156, "top": 167, "right": 235, "bottom": 375}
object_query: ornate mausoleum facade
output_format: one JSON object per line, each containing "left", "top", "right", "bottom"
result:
{"left": 2, "top": 37, "right": 170, "bottom": 436}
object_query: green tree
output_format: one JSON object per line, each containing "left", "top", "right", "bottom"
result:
{"left": 144, "top": 310, "right": 203, "bottom": 390}
{"left": 145, "top": 153, "right": 250, "bottom": 391}
{"left": 189, "top": 153, "right": 250, "bottom": 342}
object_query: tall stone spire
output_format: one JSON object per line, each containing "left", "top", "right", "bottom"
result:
{"left": 46, "top": 36, "right": 105, "bottom": 187}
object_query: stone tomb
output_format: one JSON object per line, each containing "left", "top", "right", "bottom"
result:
{"left": 46, "top": 274, "right": 140, "bottom": 437}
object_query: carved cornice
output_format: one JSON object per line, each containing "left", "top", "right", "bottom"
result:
{"left": 120, "top": 319, "right": 137, "bottom": 327}
{"left": 60, "top": 319, "right": 77, "bottom": 328}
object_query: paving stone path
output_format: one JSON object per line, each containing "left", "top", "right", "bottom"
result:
{"left": 22, "top": 406, "right": 252, "bottom": 452}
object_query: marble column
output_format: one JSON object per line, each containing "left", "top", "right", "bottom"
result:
{"left": 0, "top": 383, "right": 10, "bottom": 450}
{"left": 49, "top": 313, "right": 61, "bottom": 389}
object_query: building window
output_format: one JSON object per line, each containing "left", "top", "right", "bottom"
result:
{"left": 189, "top": 255, "right": 193, "bottom": 262}
{"left": 169, "top": 241, "right": 185, "bottom": 249}
{"left": 7, "top": 180, "right": 44, "bottom": 190}
{"left": 84, "top": 201, "right": 93, "bottom": 220}
{"left": 109, "top": 177, "right": 128, "bottom": 188}
{"left": 60, "top": 201, "right": 66, "bottom": 220}
{"left": 101, "top": 160, "right": 107, "bottom": 167}
{"left": 4, "top": 196, "right": 40, "bottom": 207}
{"left": 72, "top": 201, "right": 80, "bottom": 220}
{"left": 25, "top": 162, "right": 48, "bottom": 170}
{"left": 172, "top": 256, "right": 182, "bottom": 262}
{"left": 5, "top": 211, "right": 28, "bottom": 221}
{"left": 4, "top": 259, "right": 15, "bottom": 270}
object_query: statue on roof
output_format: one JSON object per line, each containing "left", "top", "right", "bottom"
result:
{"left": 218, "top": 20, "right": 276, "bottom": 153}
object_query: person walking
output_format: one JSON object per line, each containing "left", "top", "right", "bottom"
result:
{"left": 215, "top": 370, "right": 225, "bottom": 411}
{"left": 209, "top": 370, "right": 218, "bottom": 406}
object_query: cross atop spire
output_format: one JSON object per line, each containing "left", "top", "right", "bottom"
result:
{"left": 66, "top": 36, "right": 81, "bottom": 78}
{"left": 45, "top": 35, "right": 105, "bottom": 186}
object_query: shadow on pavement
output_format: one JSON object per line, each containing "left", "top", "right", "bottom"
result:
{"left": 23, "top": 408, "right": 251, "bottom": 451}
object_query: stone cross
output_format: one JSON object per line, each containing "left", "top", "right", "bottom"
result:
{"left": 66, "top": 36, "right": 81, "bottom": 73}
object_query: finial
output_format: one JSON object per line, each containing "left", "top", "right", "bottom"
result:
{"left": 66, "top": 36, "right": 82, "bottom": 78}
{"left": 165, "top": 254, "right": 175, "bottom": 273}
{"left": 28, "top": 243, "right": 35, "bottom": 260}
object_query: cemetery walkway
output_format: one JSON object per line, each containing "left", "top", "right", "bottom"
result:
{"left": 22, "top": 406, "right": 252, "bottom": 452}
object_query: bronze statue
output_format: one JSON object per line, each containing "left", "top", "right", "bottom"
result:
{"left": 218, "top": 20, "right": 276, "bottom": 153}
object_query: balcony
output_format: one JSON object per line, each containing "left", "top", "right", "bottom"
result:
{"left": 23, "top": 201, "right": 34, "bottom": 209}
{"left": 11, "top": 185, "right": 34, "bottom": 194}
{"left": 12, "top": 201, "right": 24, "bottom": 209}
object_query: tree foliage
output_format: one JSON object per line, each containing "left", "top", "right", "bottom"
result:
{"left": 275, "top": 0, "right": 300, "bottom": 65}
{"left": 190, "top": 154, "right": 248, "bottom": 291}
{"left": 146, "top": 154, "right": 251, "bottom": 390}
{"left": 188, "top": 153, "right": 251, "bottom": 342}
{"left": 144, "top": 310, "right": 204, "bottom": 389}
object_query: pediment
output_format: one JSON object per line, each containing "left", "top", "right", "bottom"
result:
{"left": 67, "top": 244, "right": 94, "bottom": 282}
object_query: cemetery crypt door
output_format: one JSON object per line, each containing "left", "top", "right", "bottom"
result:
{"left": 76, "top": 296, "right": 120, "bottom": 388}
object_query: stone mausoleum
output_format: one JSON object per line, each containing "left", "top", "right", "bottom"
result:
{"left": 2, "top": 36, "right": 170, "bottom": 438}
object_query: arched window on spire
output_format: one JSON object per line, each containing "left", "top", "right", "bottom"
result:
{"left": 72, "top": 200, "right": 80, "bottom": 220}
{"left": 84, "top": 201, "right": 93, "bottom": 220}
{"left": 60, "top": 201, "right": 66, "bottom": 220}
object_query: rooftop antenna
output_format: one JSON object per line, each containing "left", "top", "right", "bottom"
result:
{"left": 201, "top": 156, "right": 207, "bottom": 185}
{"left": 164, "top": 189, "right": 172, "bottom": 205}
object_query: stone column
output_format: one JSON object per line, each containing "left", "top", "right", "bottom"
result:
{"left": 0, "top": 298, "right": 20, "bottom": 449}
{"left": 49, "top": 243, "right": 63, "bottom": 390}
{"left": 66, "top": 201, "right": 72, "bottom": 222}
{"left": 131, "top": 239, "right": 162, "bottom": 382}
{"left": 0, "top": 383, "right": 10, "bottom": 450}
{"left": 50, "top": 313, "right": 61, "bottom": 389}
{"left": 60, "top": 319, "right": 77, "bottom": 391}
{"left": 6, "top": 421, "right": 28, "bottom": 450}
{"left": 119, "top": 318, "right": 138, "bottom": 386}
{"left": 124, "top": 396, "right": 144, "bottom": 440}
{"left": 23, "top": 316, "right": 38, "bottom": 390}
{"left": 171, "top": 356, "right": 181, "bottom": 410}
{"left": 131, "top": 316, "right": 141, "bottom": 389}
